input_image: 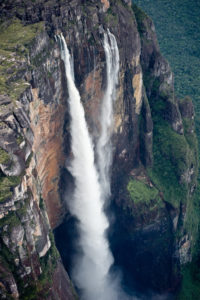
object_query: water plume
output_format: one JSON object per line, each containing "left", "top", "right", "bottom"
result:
{"left": 97, "top": 29, "right": 119, "bottom": 200}
{"left": 58, "top": 33, "right": 117, "bottom": 300}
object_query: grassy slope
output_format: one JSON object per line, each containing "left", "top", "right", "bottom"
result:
{"left": 0, "top": 18, "right": 43, "bottom": 99}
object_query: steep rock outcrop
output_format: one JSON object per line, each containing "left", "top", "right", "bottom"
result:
{"left": 0, "top": 11, "right": 75, "bottom": 300}
{"left": 110, "top": 5, "right": 198, "bottom": 293}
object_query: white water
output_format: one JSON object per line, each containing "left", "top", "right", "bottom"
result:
{"left": 97, "top": 29, "right": 119, "bottom": 200}
{"left": 59, "top": 33, "right": 118, "bottom": 300}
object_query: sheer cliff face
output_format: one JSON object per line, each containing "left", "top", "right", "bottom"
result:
{"left": 0, "top": 16, "right": 78, "bottom": 298}
{"left": 0, "top": 0, "right": 198, "bottom": 298}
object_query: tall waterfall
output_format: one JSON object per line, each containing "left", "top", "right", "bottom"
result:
{"left": 59, "top": 33, "right": 118, "bottom": 300}
{"left": 97, "top": 29, "right": 119, "bottom": 200}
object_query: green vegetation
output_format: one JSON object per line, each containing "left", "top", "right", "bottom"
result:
{"left": 0, "top": 18, "right": 44, "bottom": 100}
{"left": 127, "top": 178, "right": 164, "bottom": 223}
{"left": 141, "top": 73, "right": 198, "bottom": 209}
{"left": 16, "top": 134, "right": 24, "bottom": 145}
{"left": 132, "top": 0, "right": 200, "bottom": 147}
{"left": 20, "top": 285, "right": 38, "bottom": 300}
{"left": 127, "top": 179, "right": 160, "bottom": 205}
{"left": 0, "top": 227, "right": 59, "bottom": 299}
{"left": 104, "top": 7, "right": 118, "bottom": 25}
{"left": 0, "top": 149, "right": 22, "bottom": 204}
{"left": 0, "top": 18, "right": 44, "bottom": 53}
{"left": 31, "top": 46, "right": 52, "bottom": 67}
{"left": 177, "top": 262, "right": 200, "bottom": 300}
{"left": 184, "top": 184, "right": 200, "bottom": 254}
{"left": 38, "top": 232, "right": 59, "bottom": 284}
{"left": 147, "top": 96, "right": 193, "bottom": 207}
{"left": 0, "top": 211, "right": 21, "bottom": 232}
{"left": 0, "top": 215, "right": 59, "bottom": 299}
{"left": 0, "top": 148, "right": 11, "bottom": 165}
{"left": 175, "top": 180, "right": 200, "bottom": 299}
{"left": 25, "top": 152, "right": 33, "bottom": 168}
{"left": 0, "top": 245, "right": 15, "bottom": 271}
{"left": 17, "top": 199, "right": 30, "bottom": 218}
{"left": 132, "top": 4, "right": 148, "bottom": 34}
{"left": 39, "top": 196, "right": 45, "bottom": 210}
{"left": 183, "top": 118, "right": 198, "bottom": 152}
{"left": 132, "top": 1, "right": 200, "bottom": 296}
{"left": 35, "top": 232, "right": 59, "bottom": 298}
{"left": 0, "top": 175, "right": 21, "bottom": 202}
{"left": 48, "top": 231, "right": 60, "bottom": 265}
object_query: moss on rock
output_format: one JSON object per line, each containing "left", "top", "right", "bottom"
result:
{"left": 132, "top": 4, "right": 149, "bottom": 35}
{"left": 0, "top": 18, "right": 44, "bottom": 53}
{"left": 0, "top": 148, "right": 11, "bottom": 165}
{"left": 126, "top": 178, "right": 164, "bottom": 225}
{"left": 0, "top": 212, "right": 21, "bottom": 232}
{"left": 127, "top": 178, "right": 160, "bottom": 204}
{"left": 145, "top": 92, "right": 197, "bottom": 208}
{"left": 177, "top": 262, "right": 200, "bottom": 300}
{"left": 0, "top": 175, "right": 21, "bottom": 203}
{"left": 0, "top": 18, "right": 44, "bottom": 100}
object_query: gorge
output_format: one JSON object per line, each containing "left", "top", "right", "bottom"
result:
{"left": 0, "top": 0, "right": 199, "bottom": 299}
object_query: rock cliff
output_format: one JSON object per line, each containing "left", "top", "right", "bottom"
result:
{"left": 0, "top": 0, "right": 198, "bottom": 298}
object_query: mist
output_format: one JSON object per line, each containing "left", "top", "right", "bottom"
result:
{"left": 97, "top": 29, "right": 119, "bottom": 200}
{"left": 59, "top": 33, "right": 118, "bottom": 300}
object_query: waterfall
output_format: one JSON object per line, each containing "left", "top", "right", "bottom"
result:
{"left": 97, "top": 29, "right": 119, "bottom": 200}
{"left": 58, "top": 33, "right": 118, "bottom": 300}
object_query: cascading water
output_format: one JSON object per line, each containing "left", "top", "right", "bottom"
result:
{"left": 58, "top": 33, "right": 118, "bottom": 300}
{"left": 97, "top": 29, "right": 119, "bottom": 200}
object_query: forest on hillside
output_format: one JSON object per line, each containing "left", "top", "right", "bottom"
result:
{"left": 133, "top": 0, "right": 200, "bottom": 139}
{"left": 132, "top": 1, "right": 200, "bottom": 298}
